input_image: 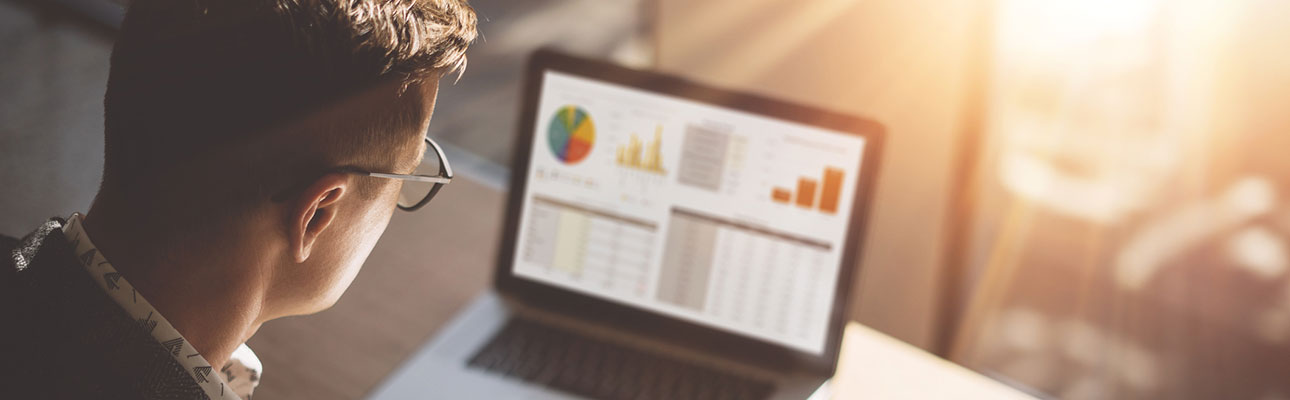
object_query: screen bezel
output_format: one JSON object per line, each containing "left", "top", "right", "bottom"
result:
{"left": 494, "top": 49, "right": 885, "bottom": 375}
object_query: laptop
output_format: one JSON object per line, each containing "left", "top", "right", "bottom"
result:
{"left": 369, "top": 49, "right": 884, "bottom": 400}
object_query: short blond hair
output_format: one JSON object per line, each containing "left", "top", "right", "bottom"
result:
{"left": 275, "top": 0, "right": 478, "bottom": 81}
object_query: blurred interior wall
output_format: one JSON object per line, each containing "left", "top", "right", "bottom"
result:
{"left": 0, "top": 1, "right": 112, "bottom": 236}
{"left": 654, "top": 0, "right": 981, "bottom": 348}
{"left": 952, "top": 1, "right": 1290, "bottom": 398}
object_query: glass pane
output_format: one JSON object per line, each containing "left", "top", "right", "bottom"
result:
{"left": 413, "top": 142, "right": 444, "bottom": 177}
{"left": 398, "top": 181, "right": 436, "bottom": 208}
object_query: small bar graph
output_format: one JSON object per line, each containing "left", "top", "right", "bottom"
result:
{"left": 771, "top": 187, "right": 792, "bottom": 203}
{"left": 616, "top": 125, "right": 666, "bottom": 175}
{"left": 819, "top": 168, "right": 844, "bottom": 213}
{"left": 771, "top": 167, "right": 845, "bottom": 214}
{"left": 795, "top": 178, "right": 818, "bottom": 208}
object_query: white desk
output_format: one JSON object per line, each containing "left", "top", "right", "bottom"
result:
{"left": 825, "top": 323, "right": 1033, "bottom": 399}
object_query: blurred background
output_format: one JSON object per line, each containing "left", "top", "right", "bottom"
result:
{"left": 4, "top": 0, "right": 1290, "bottom": 398}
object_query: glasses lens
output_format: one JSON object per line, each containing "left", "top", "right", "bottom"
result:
{"left": 398, "top": 181, "right": 436, "bottom": 208}
{"left": 413, "top": 142, "right": 444, "bottom": 176}
{"left": 397, "top": 141, "right": 446, "bottom": 209}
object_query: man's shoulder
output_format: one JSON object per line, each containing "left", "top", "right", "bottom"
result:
{"left": 2, "top": 219, "right": 72, "bottom": 298}
{"left": 1, "top": 218, "right": 209, "bottom": 400}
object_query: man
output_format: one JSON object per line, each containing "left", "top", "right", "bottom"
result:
{"left": 1, "top": 0, "right": 477, "bottom": 398}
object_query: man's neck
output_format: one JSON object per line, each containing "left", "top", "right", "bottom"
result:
{"left": 81, "top": 209, "right": 272, "bottom": 369}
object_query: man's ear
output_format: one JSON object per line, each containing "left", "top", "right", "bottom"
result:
{"left": 288, "top": 173, "right": 350, "bottom": 263}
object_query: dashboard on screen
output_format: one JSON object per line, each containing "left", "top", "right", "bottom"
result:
{"left": 510, "top": 70, "right": 868, "bottom": 355}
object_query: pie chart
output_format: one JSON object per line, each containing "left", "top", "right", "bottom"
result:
{"left": 547, "top": 105, "right": 595, "bottom": 164}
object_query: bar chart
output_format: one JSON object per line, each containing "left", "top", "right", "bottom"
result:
{"left": 615, "top": 124, "right": 667, "bottom": 175}
{"left": 770, "top": 167, "right": 845, "bottom": 214}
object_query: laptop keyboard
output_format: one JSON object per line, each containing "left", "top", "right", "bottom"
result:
{"left": 466, "top": 318, "right": 775, "bottom": 400}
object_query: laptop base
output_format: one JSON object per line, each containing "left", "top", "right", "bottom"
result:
{"left": 368, "top": 291, "right": 825, "bottom": 400}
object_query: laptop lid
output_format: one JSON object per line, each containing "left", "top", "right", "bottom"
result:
{"left": 495, "top": 49, "right": 884, "bottom": 375}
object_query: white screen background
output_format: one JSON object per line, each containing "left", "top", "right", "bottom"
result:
{"left": 511, "top": 71, "right": 867, "bottom": 354}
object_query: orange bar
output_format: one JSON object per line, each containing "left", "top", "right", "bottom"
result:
{"left": 795, "top": 178, "right": 817, "bottom": 208}
{"left": 771, "top": 187, "right": 792, "bottom": 203}
{"left": 819, "top": 167, "right": 844, "bottom": 214}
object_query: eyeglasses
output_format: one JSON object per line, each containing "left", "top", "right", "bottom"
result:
{"left": 346, "top": 136, "right": 453, "bottom": 212}
{"left": 270, "top": 136, "right": 452, "bottom": 212}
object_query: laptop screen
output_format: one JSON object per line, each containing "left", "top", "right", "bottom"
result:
{"left": 511, "top": 70, "right": 869, "bottom": 355}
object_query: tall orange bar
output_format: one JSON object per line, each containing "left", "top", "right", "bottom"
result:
{"left": 795, "top": 178, "right": 817, "bottom": 208}
{"left": 819, "top": 167, "right": 844, "bottom": 214}
{"left": 771, "top": 187, "right": 792, "bottom": 203}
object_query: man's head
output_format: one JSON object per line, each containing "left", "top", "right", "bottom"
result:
{"left": 92, "top": 0, "right": 477, "bottom": 317}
